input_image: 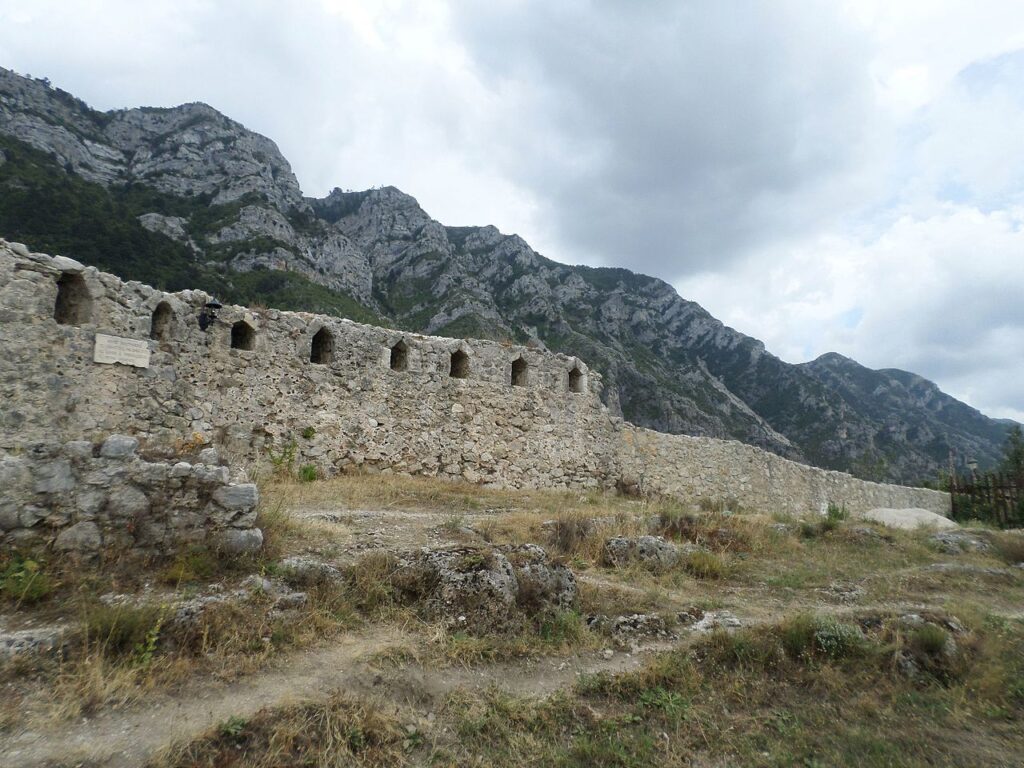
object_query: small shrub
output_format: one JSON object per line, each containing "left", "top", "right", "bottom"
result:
{"left": 708, "top": 628, "right": 781, "bottom": 669}
{"left": 812, "top": 617, "right": 865, "bottom": 660}
{"left": 159, "top": 547, "right": 218, "bottom": 585}
{"left": 992, "top": 533, "right": 1024, "bottom": 565}
{"left": 83, "top": 603, "right": 166, "bottom": 658}
{"left": 826, "top": 502, "right": 849, "bottom": 522}
{"left": 684, "top": 551, "right": 724, "bottom": 579}
{"left": 778, "top": 614, "right": 865, "bottom": 661}
{"left": 537, "top": 610, "right": 587, "bottom": 645}
{"left": 908, "top": 624, "right": 950, "bottom": 657}
{"left": 820, "top": 516, "right": 840, "bottom": 534}
{"left": 0, "top": 554, "right": 54, "bottom": 605}
{"left": 657, "top": 507, "right": 698, "bottom": 540}
{"left": 779, "top": 613, "right": 818, "bottom": 659}
{"left": 637, "top": 686, "right": 689, "bottom": 724}
{"left": 549, "top": 513, "right": 594, "bottom": 555}
{"left": 299, "top": 463, "right": 318, "bottom": 483}
{"left": 441, "top": 514, "right": 466, "bottom": 533}
{"left": 300, "top": 426, "right": 316, "bottom": 440}
{"left": 346, "top": 551, "right": 402, "bottom": 612}
{"left": 219, "top": 715, "right": 248, "bottom": 739}
{"left": 266, "top": 440, "right": 297, "bottom": 476}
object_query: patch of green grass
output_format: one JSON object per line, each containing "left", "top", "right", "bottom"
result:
{"left": 157, "top": 547, "right": 219, "bottom": 586}
{"left": 0, "top": 553, "right": 54, "bottom": 605}
{"left": 81, "top": 602, "right": 166, "bottom": 659}
{"left": 683, "top": 550, "right": 725, "bottom": 579}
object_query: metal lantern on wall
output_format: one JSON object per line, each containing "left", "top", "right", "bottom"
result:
{"left": 198, "top": 299, "right": 222, "bottom": 331}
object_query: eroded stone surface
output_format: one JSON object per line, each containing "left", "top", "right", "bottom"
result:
{"left": 392, "top": 544, "right": 578, "bottom": 629}
{"left": 603, "top": 536, "right": 681, "bottom": 571}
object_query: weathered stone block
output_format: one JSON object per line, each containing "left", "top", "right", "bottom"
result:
{"left": 55, "top": 521, "right": 102, "bottom": 553}
{"left": 106, "top": 484, "right": 150, "bottom": 519}
{"left": 213, "top": 483, "right": 259, "bottom": 511}
{"left": 62, "top": 440, "right": 94, "bottom": 459}
{"left": 100, "top": 435, "right": 139, "bottom": 459}
{"left": 34, "top": 459, "right": 74, "bottom": 493}
{"left": 216, "top": 527, "right": 264, "bottom": 554}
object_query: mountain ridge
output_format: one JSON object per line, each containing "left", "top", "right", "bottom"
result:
{"left": 0, "top": 65, "right": 1014, "bottom": 483}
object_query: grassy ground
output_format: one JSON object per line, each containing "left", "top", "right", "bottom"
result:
{"left": 4, "top": 471, "right": 1024, "bottom": 765}
{"left": 151, "top": 610, "right": 1024, "bottom": 767}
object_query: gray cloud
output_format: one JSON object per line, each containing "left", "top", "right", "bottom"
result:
{"left": 450, "top": 1, "right": 880, "bottom": 272}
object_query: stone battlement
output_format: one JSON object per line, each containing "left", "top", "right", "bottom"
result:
{"left": 0, "top": 239, "right": 949, "bottom": 555}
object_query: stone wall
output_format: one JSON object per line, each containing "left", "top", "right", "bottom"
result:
{"left": 619, "top": 426, "right": 948, "bottom": 517}
{"left": 0, "top": 434, "right": 261, "bottom": 557}
{"left": 0, "top": 241, "right": 616, "bottom": 493}
{"left": 0, "top": 239, "right": 950, "bottom": 555}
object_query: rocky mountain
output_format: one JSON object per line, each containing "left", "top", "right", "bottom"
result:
{"left": 0, "top": 66, "right": 1014, "bottom": 484}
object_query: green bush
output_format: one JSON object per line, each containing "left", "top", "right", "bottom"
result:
{"left": 83, "top": 603, "right": 166, "bottom": 658}
{"left": 812, "top": 618, "right": 866, "bottom": 660}
{"left": 538, "top": 610, "right": 587, "bottom": 645}
{"left": 0, "top": 554, "right": 53, "bottom": 604}
{"left": 826, "top": 502, "right": 848, "bottom": 522}
{"left": 908, "top": 624, "right": 950, "bottom": 657}
{"left": 684, "top": 551, "right": 724, "bottom": 579}
{"left": 299, "top": 464, "right": 318, "bottom": 483}
{"left": 778, "top": 614, "right": 865, "bottom": 661}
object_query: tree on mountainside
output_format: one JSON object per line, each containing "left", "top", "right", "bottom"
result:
{"left": 1001, "top": 425, "right": 1024, "bottom": 478}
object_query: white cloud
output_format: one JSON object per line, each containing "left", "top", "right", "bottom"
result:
{"left": 678, "top": 204, "right": 1024, "bottom": 418}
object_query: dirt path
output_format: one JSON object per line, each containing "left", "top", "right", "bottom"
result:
{"left": 0, "top": 627, "right": 651, "bottom": 768}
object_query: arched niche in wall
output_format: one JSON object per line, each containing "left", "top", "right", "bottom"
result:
{"left": 568, "top": 365, "right": 585, "bottom": 394}
{"left": 450, "top": 349, "right": 470, "bottom": 379}
{"left": 230, "top": 320, "right": 256, "bottom": 351}
{"left": 390, "top": 339, "right": 409, "bottom": 371}
{"left": 310, "top": 326, "right": 334, "bottom": 364}
{"left": 53, "top": 272, "right": 92, "bottom": 326}
{"left": 150, "top": 301, "right": 173, "bottom": 341}
{"left": 511, "top": 356, "right": 528, "bottom": 387}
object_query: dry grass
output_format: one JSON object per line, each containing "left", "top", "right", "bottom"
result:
{"left": 153, "top": 611, "right": 1023, "bottom": 768}
{"left": 262, "top": 472, "right": 507, "bottom": 514}
{"left": 432, "top": 612, "right": 1024, "bottom": 768}
{"left": 992, "top": 532, "right": 1024, "bottom": 565}
{"left": 151, "top": 693, "right": 411, "bottom": 768}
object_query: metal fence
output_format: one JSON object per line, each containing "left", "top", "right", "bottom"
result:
{"left": 949, "top": 472, "right": 1024, "bottom": 528}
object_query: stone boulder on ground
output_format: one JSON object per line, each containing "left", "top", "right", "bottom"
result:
{"left": 859, "top": 508, "right": 958, "bottom": 531}
{"left": 929, "top": 530, "right": 992, "bottom": 554}
{"left": 603, "top": 535, "right": 686, "bottom": 571}
{"left": 393, "top": 544, "right": 578, "bottom": 630}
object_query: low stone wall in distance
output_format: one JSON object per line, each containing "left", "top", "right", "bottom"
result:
{"left": 619, "top": 427, "right": 950, "bottom": 517}
{"left": 0, "top": 435, "right": 262, "bottom": 557}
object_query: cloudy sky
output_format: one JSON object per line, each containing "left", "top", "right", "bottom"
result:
{"left": 1, "top": 0, "right": 1022, "bottom": 421}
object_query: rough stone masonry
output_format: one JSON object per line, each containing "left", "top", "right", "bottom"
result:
{"left": 0, "top": 240, "right": 949, "bottom": 557}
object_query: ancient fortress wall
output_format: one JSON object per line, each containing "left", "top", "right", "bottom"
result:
{"left": 619, "top": 427, "right": 949, "bottom": 517}
{"left": 0, "top": 242, "right": 620, "bottom": 495}
{"left": 0, "top": 240, "right": 949, "bottom": 555}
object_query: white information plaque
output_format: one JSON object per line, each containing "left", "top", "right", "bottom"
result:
{"left": 93, "top": 333, "right": 151, "bottom": 369}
